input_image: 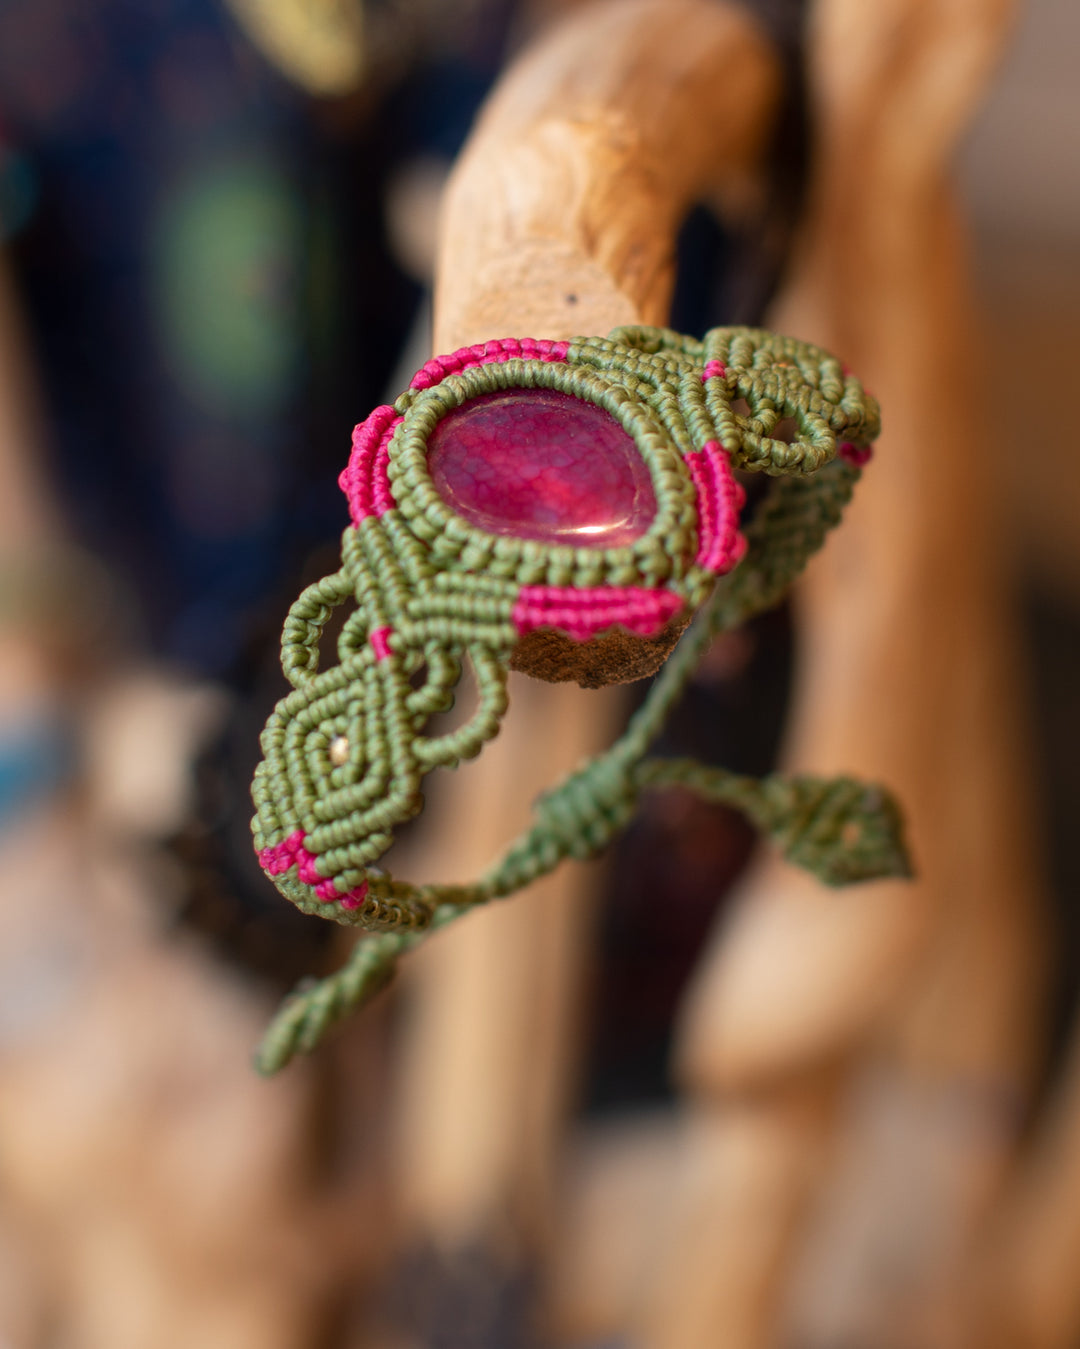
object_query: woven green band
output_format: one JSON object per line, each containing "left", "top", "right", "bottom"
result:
{"left": 250, "top": 325, "right": 908, "bottom": 1072}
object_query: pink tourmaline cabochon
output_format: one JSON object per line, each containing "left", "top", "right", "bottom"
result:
{"left": 427, "top": 389, "right": 658, "bottom": 548}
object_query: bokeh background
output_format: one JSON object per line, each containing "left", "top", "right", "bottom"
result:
{"left": 0, "top": 0, "right": 1077, "bottom": 1345}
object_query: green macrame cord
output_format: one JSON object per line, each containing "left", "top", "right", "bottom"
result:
{"left": 251, "top": 324, "right": 911, "bottom": 1074}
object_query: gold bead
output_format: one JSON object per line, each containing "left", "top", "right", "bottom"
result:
{"left": 329, "top": 735, "right": 349, "bottom": 766}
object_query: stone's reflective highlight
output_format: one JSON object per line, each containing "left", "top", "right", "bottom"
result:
{"left": 427, "top": 389, "right": 657, "bottom": 547}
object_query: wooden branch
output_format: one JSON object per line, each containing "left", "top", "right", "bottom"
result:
{"left": 977, "top": 1029, "right": 1080, "bottom": 1349}
{"left": 393, "top": 0, "right": 779, "bottom": 1254}
{"left": 434, "top": 0, "right": 779, "bottom": 346}
{"left": 636, "top": 1, "right": 1042, "bottom": 1344}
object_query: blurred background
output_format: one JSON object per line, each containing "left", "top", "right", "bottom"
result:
{"left": 0, "top": 0, "right": 1077, "bottom": 1346}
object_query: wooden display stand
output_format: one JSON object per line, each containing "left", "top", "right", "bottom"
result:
{"left": 396, "top": 1, "right": 1048, "bottom": 1346}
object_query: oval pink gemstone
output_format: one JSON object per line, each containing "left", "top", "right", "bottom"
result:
{"left": 427, "top": 389, "right": 657, "bottom": 547}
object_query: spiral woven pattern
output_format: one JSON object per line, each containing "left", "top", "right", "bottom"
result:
{"left": 249, "top": 325, "right": 902, "bottom": 1069}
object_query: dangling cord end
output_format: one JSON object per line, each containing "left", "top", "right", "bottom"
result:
{"left": 634, "top": 759, "right": 913, "bottom": 886}
{"left": 253, "top": 889, "right": 484, "bottom": 1073}
{"left": 254, "top": 930, "right": 409, "bottom": 1075}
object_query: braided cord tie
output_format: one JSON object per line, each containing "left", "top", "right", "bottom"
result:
{"left": 253, "top": 326, "right": 910, "bottom": 1073}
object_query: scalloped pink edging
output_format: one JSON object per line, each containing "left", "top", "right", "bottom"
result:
{"left": 370, "top": 626, "right": 394, "bottom": 660}
{"left": 338, "top": 406, "right": 401, "bottom": 524}
{"left": 409, "top": 338, "right": 570, "bottom": 390}
{"left": 339, "top": 340, "right": 571, "bottom": 525}
{"left": 258, "top": 829, "right": 370, "bottom": 910}
{"left": 686, "top": 441, "right": 746, "bottom": 574}
{"left": 512, "top": 586, "right": 683, "bottom": 643}
{"left": 838, "top": 440, "right": 874, "bottom": 466}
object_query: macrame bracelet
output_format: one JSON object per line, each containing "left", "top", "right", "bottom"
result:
{"left": 251, "top": 325, "right": 910, "bottom": 1072}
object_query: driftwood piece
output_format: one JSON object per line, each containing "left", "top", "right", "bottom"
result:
{"left": 393, "top": 0, "right": 780, "bottom": 1262}
{"left": 432, "top": 0, "right": 778, "bottom": 350}
{"left": 975, "top": 1026, "right": 1080, "bottom": 1349}
{"left": 634, "top": 1, "right": 1044, "bottom": 1346}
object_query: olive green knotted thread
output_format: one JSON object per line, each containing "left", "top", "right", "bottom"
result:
{"left": 578, "top": 326, "right": 877, "bottom": 474}
{"left": 253, "top": 327, "right": 880, "bottom": 908}
{"left": 252, "top": 325, "right": 893, "bottom": 1069}
{"left": 254, "top": 510, "right": 520, "bottom": 901}
{"left": 386, "top": 328, "right": 879, "bottom": 593}
{"left": 280, "top": 567, "right": 356, "bottom": 687}
{"left": 254, "top": 461, "right": 910, "bottom": 1074}
{"left": 592, "top": 456, "right": 862, "bottom": 762}
{"left": 252, "top": 576, "right": 719, "bottom": 1074}
{"left": 436, "top": 458, "right": 890, "bottom": 893}
{"left": 708, "top": 456, "right": 859, "bottom": 634}
{"left": 255, "top": 749, "right": 912, "bottom": 1074}
{"left": 413, "top": 646, "right": 509, "bottom": 770}
{"left": 633, "top": 761, "right": 912, "bottom": 886}
{"left": 261, "top": 455, "right": 857, "bottom": 914}
{"left": 255, "top": 929, "right": 412, "bottom": 1071}
{"left": 391, "top": 357, "right": 700, "bottom": 592}
{"left": 255, "top": 891, "right": 495, "bottom": 1074}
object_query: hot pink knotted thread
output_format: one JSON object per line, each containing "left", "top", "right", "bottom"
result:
{"left": 370, "top": 424, "right": 398, "bottom": 515}
{"left": 340, "top": 406, "right": 401, "bottom": 524}
{"left": 409, "top": 338, "right": 570, "bottom": 391}
{"left": 370, "top": 626, "right": 394, "bottom": 661}
{"left": 701, "top": 359, "right": 727, "bottom": 383}
{"left": 838, "top": 440, "right": 874, "bottom": 466}
{"left": 341, "top": 341, "right": 572, "bottom": 524}
{"left": 258, "top": 829, "right": 305, "bottom": 876}
{"left": 258, "top": 829, "right": 369, "bottom": 908}
{"left": 513, "top": 586, "right": 682, "bottom": 643}
{"left": 686, "top": 441, "right": 746, "bottom": 574}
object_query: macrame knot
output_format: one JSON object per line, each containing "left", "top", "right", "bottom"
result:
{"left": 249, "top": 324, "right": 900, "bottom": 1073}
